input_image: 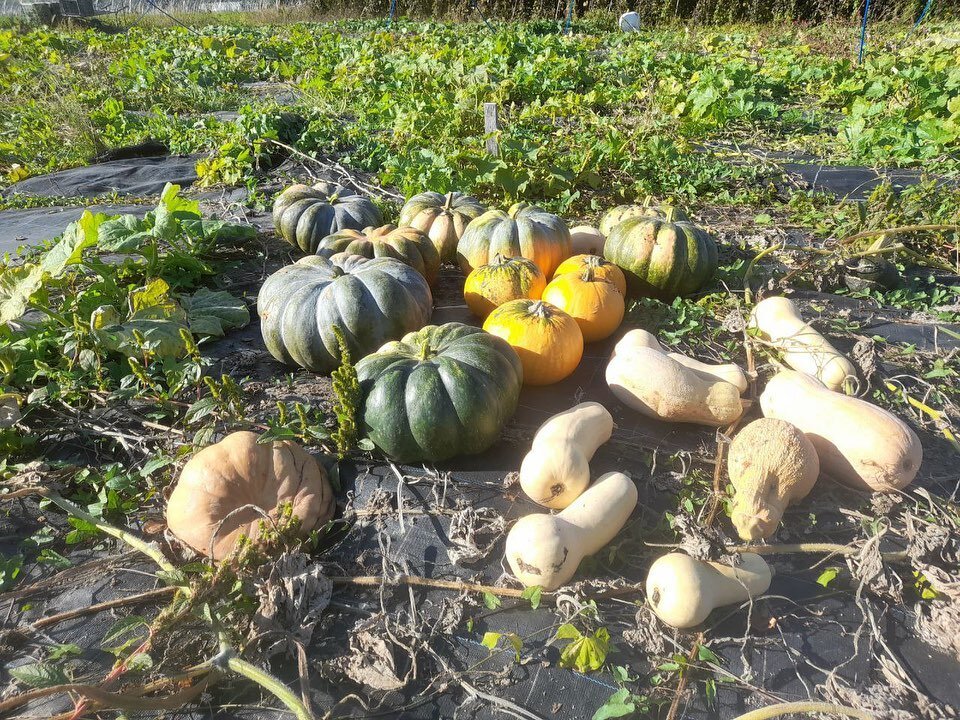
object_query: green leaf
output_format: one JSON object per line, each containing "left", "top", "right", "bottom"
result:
{"left": 704, "top": 677, "right": 717, "bottom": 706}
{"left": 481, "top": 632, "right": 501, "bottom": 651}
{"left": 697, "top": 645, "right": 720, "bottom": 664}
{"left": 481, "top": 631, "right": 522, "bottom": 661}
{"left": 47, "top": 643, "right": 82, "bottom": 661}
{"left": 10, "top": 663, "right": 70, "bottom": 688}
{"left": 816, "top": 568, "right": 840, "bottom": 587}
{"left": 521, "top": 585, "right": 542, "bottom": 610}
{"left": 153, "top": 183, "right": 200, "bottom": 239}
{"left": 126, "top": 652, "right": 153, "bottom": 671}
{"left": 592, "top": 688, "right": 635, "bottom": 720}
{"left": 753, "top": 213, "right": 772, "bottom": 225}
{"left": 97, "top": 214, "right": 149, "bottom": 252}
{"left": 178, "top": 288, "right": 250, "bottom": 337}
{"left": 482, "top": 591, "right": 501, "bottom": 610}
{"left": 40, "top": 211, "right": 105, "bottom": 277}
{"left": 102, "top": 615, "right": 149, "bottom": 646}
{"left": 0, "top": 264, "right": 44, "bottom": 324}
{"left": 557, "top": 625, "right": 611, "bottom": 673}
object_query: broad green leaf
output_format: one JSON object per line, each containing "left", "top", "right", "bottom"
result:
{"left": 178, "top": 288, "right": 249, "bottom": 337}
{"left": 0, "top": 264, "right": 44, "bottom": 323}
{"left": 10, "top": 663, "right": 70, "bottom": 688}
{"left": 130, "top": 278, "right": 173, "bottom": 313}
{"left": 40, "top": 211, "right": 105, "bottom": 277}
{"left": 557, "top": 625, "right": 611, "bottom": 673}
{"left": 98, "top": 213, "right": 150, "bottom": 252}
{"left": 102, "top": 615, "right": 149, "bottom": 646}
{"left": 592, "top": 689, "right": 635, "bottom": 720}
{"left": 521, "top": 585, "right": 542, "bottom": 610}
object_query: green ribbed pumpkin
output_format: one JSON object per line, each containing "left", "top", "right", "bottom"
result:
{"left": 355, "top": 323, "right": 523, "bottom": 463}
{"left": 258, "top": 255, "right": 432, "bottom": 373}
{"left": 598, "top": 204, "right": 690, "bottom": 237}
{"left": 314, "top": 224, "right": 441, "bottom": 286}
{"left": 456, "top": 203, "right": 571, "bottom": 278}
{"left": 272, "top": 181, "right": 383, "bottom": 254}
{"left": 399, "top": 191, "right": 486, "bottom": 263}
{"left": 603, "top": 211, "right": 718, "bottom": 300}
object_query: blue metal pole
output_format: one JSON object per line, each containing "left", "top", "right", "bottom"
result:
{"left": 471, "top": 0, "right": 495, "bottom": 32}
{"left": 564, "top": 0, "right": 574, "bottom": 34}
{"left": 911, "top": 0, "right": 934, "bottom": 32}
{"left": 386, "top": 0, "right": 397, "bottom": 28}
{"left": 857, "top": 0, "right": 871, "bottom": 64}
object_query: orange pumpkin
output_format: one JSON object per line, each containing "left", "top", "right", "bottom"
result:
{"left": 482, "top": 299, "right": 583, "bottom": 386}
{"left": 464, "top": 255, "right": 546, "bottom": 319}
{"left": 553, "top": 254, "right": 627, "bottom": 295}
{"left": 542, "top": 268, "right": 625, "bottom": 343}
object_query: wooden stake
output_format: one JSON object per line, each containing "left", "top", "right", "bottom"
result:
{"left": 484, "top": 102, "right": 500, "bottom": 157}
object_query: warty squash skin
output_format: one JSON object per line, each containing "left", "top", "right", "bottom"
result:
{"left": 553, "top": 254, "right": 627, "bottom": 295}
{"left": 483, "top": 299, "right": 583, "bottom": 386}
{"left": 506, "top": 471, "right": 638, "bottom": 590}
{"left": 272, "top": 181, "right": 383, "bottom": 254}
{"left": 760, "top": 370, "right": 922, "bottom": 492}
{"left": 399, "top": 191, "right": 486, "bottom": 262}
{"left": 519, "top": 402, "right": 614, "bottom": 509}
{"left": 728, "top": 418, "right": 820, "bottom": 540}
{"left": 603, "top": 210, "right": 718, "bottom": 300}
{"left": 598, "top": 204, "right": 690, "bottom": 237}
{"left": 569, "top": 225, "right": 606, "bottom": 256}
{"left": 541, "top": 267, "right": 625, "bottom": 343}
{"left": 166, "top": 431, "right": 334, "bottom": 560}
{"left": 463, "top": 255, "right": 546, "bottom": 320}
{"left": 749, "top": 296, "right": 857, "bottom": 394}
{"left": 258, "top": 255, "right": 432, "bottom": 373}
{"left": 456, "top": 203, "right": 571, "bottom": 278}
{"left": 313, "top": 224, "right": 441, "bottom": 286}
{"left": 646, "top": 552, "right": 772, "bottom": 629}
{"left": 354, "top": 323, "right": 523, "bottom": 463}
{"left": 606, "top": 345, "right": 744, "bottom": 426}
{"left": 612, "top": 329, "right": 748, "bottom": 393}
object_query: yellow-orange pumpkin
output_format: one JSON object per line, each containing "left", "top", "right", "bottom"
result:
{"left": 464, "top": 255, "right": 546, "bottom": 319}
{"left": 553, "top": 254, "right": 627, "bottom": 295}
{"left": 542, "top": 268, "right": 625, "bottom": 343}
{"left": 483, "top": 300, "right": 583, "bottom": 386}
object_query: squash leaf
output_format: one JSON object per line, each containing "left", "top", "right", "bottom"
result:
{"left": 40, "top": 210, "right": 105, "bottom": 277}
{"left": 0, "top": 264, "right": 44, "bottom": 324}
{"left": 556, "top": 624, "right": 612, "bottom": 673}
{"left": 178, "top": 287, "right": 250, "bottom": 337}
{"left": 98, "top": 214, "right": 150, "bottom": 252}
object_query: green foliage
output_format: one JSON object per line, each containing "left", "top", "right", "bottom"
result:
{"left": 481, "top": 631, "right": 523, "bottom": 661}
{"left": 0, "top": 553, "right": 23, "bottom": 591}
{"left": 330, "top": 326, "right": 362, "bottom": 457}
{"left": 555, "top": 623, "right": 612, "bottom": 673}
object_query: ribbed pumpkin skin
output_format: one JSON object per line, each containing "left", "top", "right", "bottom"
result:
{"left": 599, "top": 204, "right": 690, "bottom": 237}
{"left": 483, "top": 299, "right": 583, "bottom": 386}
{"left": 604, "top": 216, "right": 718, "bottom": 300}
{"left": 314, "top": 224, "right": 441, "bottom": 286}
{"left": 355, "top": 323, "right": 523, "bottom": 463}
{"left": 542, "top": 270, "right": 625, "bottom": 343}
{"left": 399, "top": 191, "right": 486, "bottom": 263}
{"left": 272, "top": 181, "right": 383, "bottom": 254}
{"left": 258, "top": 255, "right": 432, "bottom": 373}
{"left": 553, "top": 254, "right": 627, "bottom": 295}
{"left": 457, "top": 203, "right": 571, "bottom": 278}
{"left": 464, "top": 255, "right": 546, "bottom": 319}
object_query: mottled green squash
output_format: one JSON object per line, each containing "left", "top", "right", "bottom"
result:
{"left": 355, "top": 323, "right": 523, "bottom": 462}
{"left": 258, "top": 255, "right": 432, "bottom": 373}
{"left": 603, "top": 212, "right": 717, "bottom": 300}
{"left": 272, "top": 181, "right": 383, "bottom": 254}
{"left": 598, "top": 204, "right": 689, "bottom": 237}
{"left": 314, "top": 224, "right": 441, "bottom": 286}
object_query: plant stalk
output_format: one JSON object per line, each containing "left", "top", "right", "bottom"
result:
{"left": 732, "top": 700, "right": 876, "bottom": 720}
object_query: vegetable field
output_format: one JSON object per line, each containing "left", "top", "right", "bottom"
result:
{"left": 1, "top": 11, "right": 959, "bottom": 720}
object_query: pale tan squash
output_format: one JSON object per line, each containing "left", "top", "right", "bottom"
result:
{"left": 519, "top": 402, "right": 614, "bottom": 509}
{"left": 569, "top": 225, "right": 605, "bottom": 256}
{"left": 612, "top": 330, "right": 748, "bottom": 392}
{"left": 646, "top": 552, "right": 772, "bottom": 628}
{"left": 749, "top": 296, "right": 857, "bottom": 393}
{"left": 760, "top": 370, "right": 921, "bottom": 492}
{"left": 506, "top": 471, "right": 637, "bottom": 590}
{"left": 166, "top": 431, "right": 335, "bottom": 559}
{"left": 606, "top": 345, "right": 744, "bottom": 426}
{"left": 728, "top": 418, "right": 820, "bottom": 540}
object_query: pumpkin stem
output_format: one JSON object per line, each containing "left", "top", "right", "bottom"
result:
{"left": 419, "top": 338, "right": 432, "bottom": 361}
{"left": 664, "top": 205, "right": 677, "bottom": 223}
{"left": 580, "top": 266, "right": 595, "bottom": 283}
{"left": 492, "top": 253, "right": 509, "bottom": 265}
{"left": 529, "top": 300, "right": 549, "bottom": 318}
{"left": 444, "top": 192, "right": 455, "bottom": 211}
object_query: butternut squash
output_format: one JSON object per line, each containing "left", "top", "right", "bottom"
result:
{"left": 506, "top": 471, "right": 638, "bottom": 590}
{"left": 728, "top": 418, "right": 820, "bottom": 540}
{"left": 519, "top": 402, "right": 614, "bottom": 509}
{"left": 612, "top": 330, "right": 748, "bottom": 393}
{"left": 646, "top": 552, "right": 772, "bottom": 629}
{"left": 606, "top": 345, "right": 744, "bottom": 426}
{"left": 760, "top": 370, "right": 921, "bottom": 492}
{"left": 749, "top": 296, "right": 857, "bottom": 393}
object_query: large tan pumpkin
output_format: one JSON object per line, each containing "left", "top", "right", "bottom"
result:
{"left": 399, "top": 191, "right": 486, "bottom": 262}
{"left": 166, "top": 432, "right": 334, "bottom": 560}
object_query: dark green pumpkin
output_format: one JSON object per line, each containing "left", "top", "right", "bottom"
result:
{"left": 603, "top": 213, "right": 718, "bottom": 300}
{"left": 598, "top": 204, "right": 690, "bottom": 237}
{"left": 314, "top": 224, "right": 441, "bottom": 286}
{"left": 355, "top": 323, "right": 523, "bottom": 463}
{"left": 258, "top": 254, "right": 432, "bottom": 373}
{"left": 272, "top": 181, "right": 383, "bottom": 254}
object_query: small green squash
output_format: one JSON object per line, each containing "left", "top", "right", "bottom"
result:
{"left": 355, "top": 323, "right": 523, "bottom": 463}
{"left": 314, "top": 224, "right": 441, "bottom": 286}
{"left": 603, "top": 210, "right": 718, "bottom": 300}
{"left": 258, "top": 254, "right": 432, "bottom": 373}
{"left": 456, "top": 203, "right": 571, "bottom": 278}
{"left": 399, "top": 191, "right": 486, "bottom": 263}
{"left": 272, "top": 181, "right": 383, "bottom": 254}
